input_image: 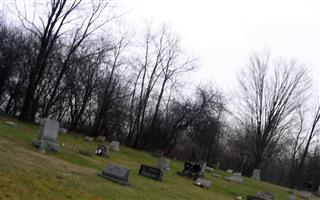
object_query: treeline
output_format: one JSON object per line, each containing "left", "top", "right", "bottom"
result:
{"left": 0, "top": 1, "right": 226, "bottom": 164}
{"left": 0, "top": 0, "right": 319, "bottom": 190}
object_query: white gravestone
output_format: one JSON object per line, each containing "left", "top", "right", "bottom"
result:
{"left": 225, "top": 173, "right": 244, "bottom": 183}
{"left": 110, "top": 141, "right": 120, "bottom": 151}
{"left": 5, "top": 121, "right": 17, "bottom": 127}
{"left": 251, "top": 169, "right": 261, "bottom": 180}
{"left": 226, "top": 169, "right": 233, "bottom": 173}
{"left": 201, "top": 162, "right": 207, "bottom": 173}
{"left": 33, "top": 118, "right": 60, "bottom": 151}
{"left": 158, "top": 157, "right": 170, "bottom": 170}
{"left": 195, "top": 178, "right": 212, "bottom": 189}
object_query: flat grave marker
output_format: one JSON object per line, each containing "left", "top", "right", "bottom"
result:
{"left": 195, "top": 178, "right": 212, "bottom": 189}
{"left": 99, "top": 164, "right": 130, "bottom": 185}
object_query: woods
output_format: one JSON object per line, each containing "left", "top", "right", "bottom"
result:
{"left": 0, "top": 0, "right": 319, "bottom": 190}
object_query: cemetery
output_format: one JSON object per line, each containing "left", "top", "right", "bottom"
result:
{"left": 0, "top": 116, "right": 318, "bottom": 200}
{"left": 0, "top": 0, "right": 318, "bottom": 199}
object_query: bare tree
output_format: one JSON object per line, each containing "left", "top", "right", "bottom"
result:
{"left": 236, "top": 52, "right": 310, "bottom": 171}
{"left": 15, "top": 0, "right": 112, "bottom": 121}
{"left": 289, "top": 105, "right": 320, "bottom": 188}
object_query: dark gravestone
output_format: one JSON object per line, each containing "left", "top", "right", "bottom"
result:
{"left": 247, "top": 192, "right": 276, "bottom": 200}
{"left": 178, "top": 162, "right": 204, "bottom": 179}
{"left": 99, "top": 164, "right": 130, "bottom": 185}
{"left": 95, "top": 145, "right": 109, "bottom": 157}
{"left": 139, "top": 165, "right": 164, "bottom": 181}
{"left": 247, "top": 195, "right": 265, "bottom": 200}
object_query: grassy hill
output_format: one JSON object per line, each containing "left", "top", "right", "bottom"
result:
{"left": 0, "top": 115, "right": 315, "bottom": 200}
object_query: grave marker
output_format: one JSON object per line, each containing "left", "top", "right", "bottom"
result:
{"left": 99, "top": 164, "right": 130, "bottom": 185}
{"left": 139, "top": 165, "right": 163, "bottom": 181}
{"left": 110, "top": 141, "right": 120, "bottom": 151}
{"left": 251, "top": 169, "right": 261, "bottom": 180}
{"left": 33, "top": 118, "right": 60, "bottom": 151}
{"left": 5, "top": 121, "right": 17, "bottom": 127}
{"left": 158, "top": 157, "right": 170, "bottom": 171}
{"left": 195, "top": 178, "right": 212, "bottom": 189}
{"left": 96, "top": 136, "right": 106, "bottom": 142}
{"left": 225, "top": 173, "right": 244, "bottom": 183}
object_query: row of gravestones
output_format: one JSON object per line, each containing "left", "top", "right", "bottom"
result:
{"left": 32, "top": 118, "right": 119, "bottom": 152}
{"left": 31, "top": 118, "right": 171, "bottom": 184}
{"left": 30, "top": 119, "right": 258, "bottom": 188}
{"left": 30, "top": 119, "right": 319, "bottom": 199}
{"left": 99, "top": 159, "right": 171, "bottom": 186}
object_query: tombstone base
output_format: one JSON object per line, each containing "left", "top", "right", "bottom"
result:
{"left": 251, "top": 176, "right": 260, "bottom": 181}
{"left": 33, "top": 139, "right": 60, "bottom": 152}
{"left": 98, "top": 173, "right": 130, "bottom": 186}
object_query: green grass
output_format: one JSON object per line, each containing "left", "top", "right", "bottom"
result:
{"left": 0, "top": 115, "right": 315, "bottom": 200}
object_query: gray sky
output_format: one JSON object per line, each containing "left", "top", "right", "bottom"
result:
{"left": 120, "top": 0, "right": 319, "bottom": 97}
{"left": 1, "top": 0, "right": 319, "bottom": 98}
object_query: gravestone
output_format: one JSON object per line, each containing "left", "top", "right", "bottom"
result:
{"left": 109, "top": 141, "right": 120, "bottom": 151}
{"left": 234, "top": 172, "right": 242, "bottom": 176}
{"left": 33, "top": 118, "right": 60, "bottom": 151}
{"left": 95, "top": 144, "right": 109, "bottom": 157}
{"left": 152, "top": 150, "right": 164, "bottom": 157}
{"left": 225, "top": 173, "right": 244, "bottom": 183}
{"left": 215, "top": 162, "right": 220, "bottom": 169}
{"left": 139, "top": 165, "right": 164, "bottom": 181}
{"left": 5, "top": 121, "right": 17, "bottom": 127}
{"left": 288, "top": 194, "right": 296, "bottom": 200}
{"left": 227, "top": 169, "right": 233, "bottom": 173}
{"left": 139, "top": 165, "right": 163, "bottom": 181}
{"left": 99, "top": 164, "right": 130, "bottom": 185}
{"left": 247, "top": 195, "right": 265, "bottom": 200}
{"left": 300, "top": 191, "right": 313, "bottom": 199}
{"left": 256, "top": 191, "right": 276, "bottom": 200}
{"left": 251, "top": 169, "right": 261, "bottom": 180}
{"left": 206, "top": 166, "right": 214, "bottom": 172}
{"left": 158, "top": 157, "right": 170, "bottom": 171}
{"left": 78, "top": 150, "right": 93, "bottom": 157}
{"left": 59, "top": 127, "right": 67, "bottom": 134}
{"left": 195, "top": 178, "right": 212, "bottom": 189}
{"left": 212, "top": 173, "right": 221, "bottom": 178}
{"left": 201, "top": 162, "right": 207, "bottom": 173}
{"left": 96, "top": 136, "right": 106, "bottom": 142}
{"left": 178, "top": 162, "right": 204, "bottom": 179}
{"left": 84, "top": 136, "right": 93, "bottom": 142}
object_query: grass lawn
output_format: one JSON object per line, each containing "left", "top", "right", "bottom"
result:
{"left": 0, "top": 115, "right": 316, "bottom": 200}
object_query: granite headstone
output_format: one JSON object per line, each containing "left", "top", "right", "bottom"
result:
{"left": 109, "top": 141, "right": 120, "bottom": 151}
{"left": 158, "top": 157, "right": 170, "bottom": 171}
{"left": 139, "top": 165, "right": 164, "bottom": 181}
{"left": 251, "top": 169, "right": 261, "bottom": 180}
{"left": 33, "top": 118, "right": 60, "bottom": 151}
{"left": 99, "top": 164, "right": 130, "bottom": 185}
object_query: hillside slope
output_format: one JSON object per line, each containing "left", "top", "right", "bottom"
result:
{"left": 0, "top": 116, "right": 313, "bottom": 200}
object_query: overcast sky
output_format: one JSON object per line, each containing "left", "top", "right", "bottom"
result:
{"left": 1, "top": 0, "right": 319, "bottom": 98}
{"left": 119, "top": 0, "right": 319, "bottom": 97}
